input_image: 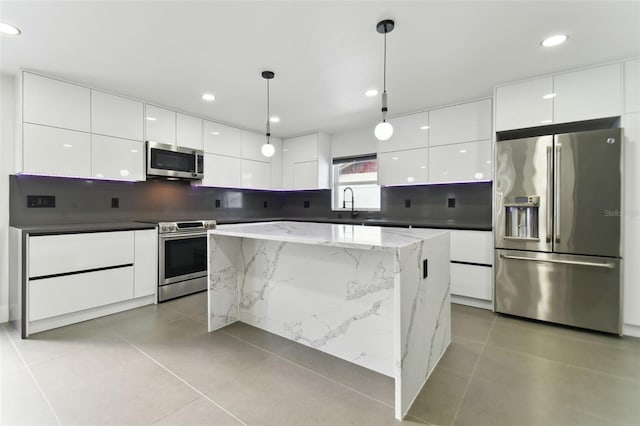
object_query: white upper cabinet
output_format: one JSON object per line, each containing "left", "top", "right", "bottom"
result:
{"left": 202, "top": 153, "right": 242, "bottom": 188}
{"left": 176, "top": 113, "right": 203, "bottom": 150}
{"left": 242, "top": 131, "right": 271, "bottom": 162}
{"left": 145, "top": 105, "right": 176, "bottom": 145}
{"left": 23, "top": 72, "right": 90, "bottom": 132}
{"left": 282, "top": 133, "right": 330, "bottom": 189}
{"left": 23, "top": 123, "right": 91, "bottom": 177}
{"left": 378, "top": 148, "right": 429, "bottom": 186}
{"left": 91, "top": 135, "right": 144, "bottom": 181}
{"left": 241, "top": 159, "right": 271, "bottom": 189}
{"left": 331, "top": 127, "right": 377, "bottom": 158}
{"left": 91, "top": 90, "right": 143, "bottom": 141}
{"left": 203, "top": 121, "right": 242, "bottom": 157}
{"left": 495, "top": 76, "right": 553, "bottom": 131}
{"left": 379, "top": 111, "right": 429, "bottom": 153}
{"left": 553, "top": 63, "right": 622, "bottom": 124}
{"left": 624, "top": 59, "right": 639, "bottom": 113}
{"left": 428, "top": 139, "right": 492, "bottom": 183}
{"left": 429, "top": 99, "right": 492, "bottom": 146}
{"left": 270, "top": 138, "right": 283, "bottom": 189}
{"left": 292, "top": 161, "right": 319, "bottom": 189}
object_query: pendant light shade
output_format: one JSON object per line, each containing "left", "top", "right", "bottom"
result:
{"left": 261, "top": 70, "right": 276, "bottom": 158}
{"left": 374, "top": 19, "right": 394, "bottom": 141}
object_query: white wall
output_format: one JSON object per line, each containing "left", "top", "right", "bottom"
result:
{"left": 330, "top": 126, "right": 377, "bottom": 158}
{"left": 0, "top": 73, "right": 16, "bottom": 322}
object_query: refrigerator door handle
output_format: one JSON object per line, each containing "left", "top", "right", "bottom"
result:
{"left": 554, "top": 140, "right": 561, "bottom": 244}
{"left": 546, "top": 144, "right": 553, "bottom": 244}
{"left": 499, "top": 254, "right": 615, "bottom": 269}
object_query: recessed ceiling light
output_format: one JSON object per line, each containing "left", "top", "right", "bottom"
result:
{"left": 419, "top": 125, "right": 430, "bottom": 130}
{"left": 364, "top": 89, "right": 379, "bottom": 97}
{"left": 202, "top": 93, "right": 216, "bottom": 102}
{"left": 0, "top": 22, "right": 21, "bottom": 36}
{"left": 541, "top": 34, "right": 568, "bottom": 47}
{"left": 270, "top": 116, "right": 280, "bottom": 123}
{"left": 211, "top": 131, "right": 221, "bottom": 135}
{"left": 146, "top": 116, "right": 157, "bottom": 121}
{"left": 543, "top": 93, "right": 556, "bottom": 99}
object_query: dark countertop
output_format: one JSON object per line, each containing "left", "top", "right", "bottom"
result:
{"left": 215, "top": 217, "right": 492, "bottom": 231}
{"left": 12, "top": 222, "right": 157, "bottom": 235}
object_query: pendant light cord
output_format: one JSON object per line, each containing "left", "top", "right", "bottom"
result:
{"left": 383, "top": 30, "right": 387, "bottom": 92}
{"left": 266, "top": 78, "right": 271, "bottom": 143}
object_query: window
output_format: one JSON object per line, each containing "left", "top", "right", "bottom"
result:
{"left": 332, "top": 155, "right": 381, "bottom": 211}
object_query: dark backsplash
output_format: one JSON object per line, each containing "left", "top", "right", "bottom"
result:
{"left": 10, "top": 175, "right": 492, "bottom": 227}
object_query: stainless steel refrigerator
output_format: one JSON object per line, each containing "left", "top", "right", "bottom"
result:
{"left": 495, "top": 128, "right": 622, "bottom": 334}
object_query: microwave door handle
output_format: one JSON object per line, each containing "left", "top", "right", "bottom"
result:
{"left": 546, "top": 144, "right": 553, "bottom": 244}
{"left": 554, "top": 140, "right": 561, "bottom": 244}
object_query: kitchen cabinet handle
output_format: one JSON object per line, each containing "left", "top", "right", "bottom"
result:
{"left": 546, "top": 144, "right": 553, "bottom": 244}
{"left": 554, "top": 140, "right": 561, "bottom": 244}
{"left": 499, "top": 254, "right": 614, "bottom": 269}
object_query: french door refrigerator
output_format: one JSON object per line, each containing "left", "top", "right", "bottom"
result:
{"left": 495, "top": 128, "right": 622, "bottom": 334}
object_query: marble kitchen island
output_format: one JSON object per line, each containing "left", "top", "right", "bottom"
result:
{"left": 207, "top": 221, "right": 451, "bottom": 419}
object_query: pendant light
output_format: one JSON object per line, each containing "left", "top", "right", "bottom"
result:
{"left": 374, "top": 19, "right": 395, "bottom": 141}
{"left": 261, "top": 70, "right": 276, "bottom": 157}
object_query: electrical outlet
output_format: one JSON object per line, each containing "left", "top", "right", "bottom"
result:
{"left": 111, "top": 198, "right": 119, "bottom": 208}
{"left": 303, "top": 200, "right": 310, "bottom": 208}
{"left": 27, "top": 195, "right": 55, "bottom": 208}
{"left": 263, "top": 201, "right": 268, "bottom": 208}
{"left": 448, "top": 197, "right": 456, "bottom": 208}
{"left": 215, "top": 199, "right": 221, "bottom": 208}
{"left": 405, "top": 199, "right": 411, "bottom": 208}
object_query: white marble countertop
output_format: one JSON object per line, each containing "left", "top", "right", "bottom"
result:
{"left": 209, "top": 221, "right": 449, "bottom": 249}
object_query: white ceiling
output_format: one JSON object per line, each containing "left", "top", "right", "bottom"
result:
{"left": 1, "top": 1, "right": 639, "bottom": 139}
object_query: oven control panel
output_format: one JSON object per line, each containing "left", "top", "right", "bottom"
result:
{"left": 158, "top": 220, "right": 216, "bottom": 234}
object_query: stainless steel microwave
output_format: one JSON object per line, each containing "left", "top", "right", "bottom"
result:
{"left": 146, "top": 141, "right": 204, "bottom": 180}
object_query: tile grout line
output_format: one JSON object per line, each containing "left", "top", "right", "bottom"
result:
{"left": 2, "top": 326, "right": 64, "bottom": 426}
{"left": 450, "top": 315, "right": 497, "bottom": 426}
{"left": 218, "top": 330, "right": 405, "bottom": 414}
{"left": 121, "top": 336, "right": 249, "bottom": 426}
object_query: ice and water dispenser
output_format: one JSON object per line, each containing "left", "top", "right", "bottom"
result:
{"left": 504, "top": 196, "right": 540, "bottom": 240}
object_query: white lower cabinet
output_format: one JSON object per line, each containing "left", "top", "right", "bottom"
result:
{"left": 449, "top": 230, "right": 493, "bottom": 308}
{"left": 451, "top": 263, "right": 493, "bottom": 301}
{"left": 91, "top": 135, "right": 144, "bottom": 181}
{"left": 428, "top": 140, "right": 492, "bottom": 183}
{"left": 202, "top": 153, "right": 242, "bottom": 188}
{"left": 134, "top": 230, "right": 158, "bottom": 298}
{"left": 241, "top": 159, "right": 271, "bottom": 189}
{"left": 18, "top": 228, "right": 157, "bottom": 337}
{"left": 23, "top": 123, "right": 91, "bottom": 177}
{"left": 29, "top": 267, "right": 134, "bottom": 321}
{"left": 378, "top": 148, "right": 429, "bottom": 186}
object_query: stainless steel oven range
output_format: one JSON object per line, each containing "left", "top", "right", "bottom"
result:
{"left": 157, "top": 220, "right": 216, "bottom": 302}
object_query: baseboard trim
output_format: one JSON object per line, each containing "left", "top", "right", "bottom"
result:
{"left": 451, "top": 295, "right": 493, "bottom": 311}
{"left": 27, "top": 295, "right": 155, "bottom": 337}
{"left": 0, "top": 305, "right": 8, "bottom": 324}
{"left": 623, "top": 323, "right": 640, "bottom": 338}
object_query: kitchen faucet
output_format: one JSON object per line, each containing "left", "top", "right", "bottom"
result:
{"left": 343, "top": 187, "right": 358, "bottom": 218}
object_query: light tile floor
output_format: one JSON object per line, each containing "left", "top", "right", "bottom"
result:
{"left": 2, "top": 292, "right": 639, "bottom": 426}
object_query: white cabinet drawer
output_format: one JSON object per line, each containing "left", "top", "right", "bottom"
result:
{"left": 450, "top": 230, "right": 493, "bottom": 265}
{"left": 29, "top": 231, "right": 134, "bottom": 278}
{"left": 450, "top": 263, "right": 492, "bottom": 301}
{"left": 29, "top": 266, "right": 134, "bottom": 321}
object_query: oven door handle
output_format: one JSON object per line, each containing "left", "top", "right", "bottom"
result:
{"left": 160, "top": 232, "right": 207, "bottom": 240}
